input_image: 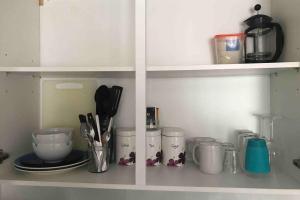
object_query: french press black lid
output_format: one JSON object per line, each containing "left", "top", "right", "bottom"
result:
{"left": 244, "top": 4, "right": 284, "bottom": 63}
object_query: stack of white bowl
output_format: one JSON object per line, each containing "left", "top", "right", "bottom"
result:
{"left": 32, "top": 128, "right": 73, "bottom": 163}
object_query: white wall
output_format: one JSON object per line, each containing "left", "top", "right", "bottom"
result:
{"left": 40, "top": 0, "right": 134, "bottom": 67}
{"left": 146, "top": 0, "right": 271, "bottom": 65}
{"left": 40, "top": 0, "right": 271, "bottom": 67}
{"left": 147, "top": 76, "right": 270, "bottom": 142}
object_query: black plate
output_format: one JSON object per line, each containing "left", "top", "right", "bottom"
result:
{"left": 14, "top": 150, "right": 88, "bottom": 171}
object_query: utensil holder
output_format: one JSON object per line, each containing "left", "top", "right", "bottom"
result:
{"left": 88, "top": 143, "right": 110, "bottom": 173}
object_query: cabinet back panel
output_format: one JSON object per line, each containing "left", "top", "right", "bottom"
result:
{"left": 147, "top": 0, "right": 271, "bottom": 65}
{"left": 147, "top": 76, "right": 270, "bottom": 142}
{"left": 41, "top": 78, "right": 135, "bottom": 149}
{"left": 40, "top": 0, "right": 134, "bottom": 67}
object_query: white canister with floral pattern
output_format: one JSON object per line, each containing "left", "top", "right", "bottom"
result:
{"left": 116, "top": 128, "right": 136, "bottom": 166}
{"left": 146, "top": 129, "right": 162, "bottom": 166}
{"left": 162, "top": 127, "right": 185, "bottom": 167}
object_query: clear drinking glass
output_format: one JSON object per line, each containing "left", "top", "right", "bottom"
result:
{"left": 223, "top": 146, "right": 238, "bottom": 174}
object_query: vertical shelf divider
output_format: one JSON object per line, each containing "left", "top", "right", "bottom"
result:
{"left": 135, "top": 0, "right": 146, "bottom": 185}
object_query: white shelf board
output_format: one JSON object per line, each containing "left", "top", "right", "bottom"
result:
{"left": 1, "top": 159, "right": 300, "bottom": 195}
{"left": 0, "top": 66, "right": 135, "bottom": 72}
{"left": 147, "top": 62, "right": 300, "bottom": 77}
{"left": 146, "top": 163, "right": 300, "bottom": 194}
{"left": 0, "top": 66, "right": 135, "bottom": 78}
{"left": 0, "top": 159, "right": 135, "bottom": 189}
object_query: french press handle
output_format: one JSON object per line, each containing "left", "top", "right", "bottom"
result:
{"left": 270, "top": 23, "right": 284, "bottom": 62}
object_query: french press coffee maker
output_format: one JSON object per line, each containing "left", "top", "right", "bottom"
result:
{"left": 244, "top": 4, "right": 284, "bottom": 63}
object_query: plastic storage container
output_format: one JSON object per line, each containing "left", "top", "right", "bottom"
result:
{"left": 214, "top": 33, "right": 244, "bottom": 64}
{"left": 116, "top": 128, "right": 136, "bottom": 166}
{"left": 162, "top": 127, "right": 185, "bottom": 167}
{"left": 146, "top": 128, "right": 162, "bottom": 166}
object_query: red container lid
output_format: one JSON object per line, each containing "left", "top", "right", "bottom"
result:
{"left": 214, "top": 33, "right": 244, "bottom": 39}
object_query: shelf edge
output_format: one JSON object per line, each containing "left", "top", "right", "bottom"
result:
{"left": 147, "top": 62, "right": 300, "bottom": 72}
{"left": 0, "top": 66, "right": 135, "bottom": 72}
{"left": 1, "top": 180, "right": 300, "bottom": 195}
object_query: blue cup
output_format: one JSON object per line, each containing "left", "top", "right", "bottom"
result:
{"left": 245, "top": 138, "right": 270, "bottom": 174}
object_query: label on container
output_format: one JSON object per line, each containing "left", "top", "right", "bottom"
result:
{"left": 226, "top": 39, "right": 240, "bottom": 51}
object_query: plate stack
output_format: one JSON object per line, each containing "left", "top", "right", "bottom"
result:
{"left": 14, "top": 128, "right": 88, "bottom": 174}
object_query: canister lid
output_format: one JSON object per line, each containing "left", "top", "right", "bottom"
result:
{"left": 162, "top": 127, "right": 184, "bottom": 137}
{"left": 116, "top": 128, "right": 136, "bottom": 136}
{"left": 194, "top": 137, "right": 216, "bottom": 143}
{"left": 214, "top": 33, "right": 244, "bottom": 39}
{"left": 146, "top": 128, "right": 161, "bottom": 137}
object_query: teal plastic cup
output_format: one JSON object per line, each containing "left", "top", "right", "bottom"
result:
{"left": 245, "top": 138, "right": 270, "bottom": 174}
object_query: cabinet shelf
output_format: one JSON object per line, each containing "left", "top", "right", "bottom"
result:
{"left": 0, "top": 159, "right": 135, "bottom": 189}
{"left": 0, "top": 63, "right": 298, "bottom": 74}
{"left": 0, "top": 66, "right": 135, "bottom": 78}
{"left": 147, "top": 62, "right": 300, "bottom": 77}
{"left": 0, "top": 66, "right": 135, "bottom": 72}
{"left": 1, "top": 160, "right": 300, "bottom": 195}
{"left": 146, "top": 163, "right": 300, "bottom": 194}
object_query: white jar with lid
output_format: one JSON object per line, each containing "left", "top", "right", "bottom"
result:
{"left": 116, "top": 128, "right": 135, "bottom": 166}
{"left": 162, "top": 127, "right": 185, "bottom": 167}
{"left": 146, "top": 128, "right": 162, "bottom": 166}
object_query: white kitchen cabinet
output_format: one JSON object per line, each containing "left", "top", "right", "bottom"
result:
{"left": 0, "top": 0, "right": 300, "bottom": 197}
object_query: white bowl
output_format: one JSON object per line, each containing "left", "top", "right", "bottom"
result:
{"left": 32, "top": 142, "right": 72, "bottom": 162}
{"left": 32, "top": 128, "right": 73, "bottom": 144}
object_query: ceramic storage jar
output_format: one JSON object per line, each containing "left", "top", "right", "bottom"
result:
{"left": 146, "top": 128, "right": 162, "bottom": 166}
{"left": 162, "top": 127, "right": 185, "bottom": 167}
{"left": 116, "top": 128, "right": 136, "bottom": 166}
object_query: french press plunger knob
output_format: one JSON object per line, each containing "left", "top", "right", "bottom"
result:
{"left": 254, "top": 4, "right": 261, "bottom": 12}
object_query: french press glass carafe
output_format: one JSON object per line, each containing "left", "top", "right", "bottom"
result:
{"left": 244, "top": 4, "right": 284, "bottom": 63}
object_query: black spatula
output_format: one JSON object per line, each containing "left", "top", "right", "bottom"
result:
{"left": 95, "top": 85, "right": 111, "bottom": 134}
{"left": 110, "top": 86, "right": 123, "bottom": 118}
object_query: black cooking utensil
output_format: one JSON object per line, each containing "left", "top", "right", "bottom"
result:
{"left": 87, "top": 113, "right": 100, "bottom": 142}
{"left": 95, "top": 85, "right": 111, "bottom": 134}
{"left": 95, "top": 85, "right": 111, "bottom": 117}
{"left": 79, "top": 114, "right": 87, "bottom": 123}
{"left": 110, "top": 86, "right": 123, "bottom": 117}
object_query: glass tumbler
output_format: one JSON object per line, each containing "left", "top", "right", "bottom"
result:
{"left": 223, "top": 146, "right": 238, "bottom": 174}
